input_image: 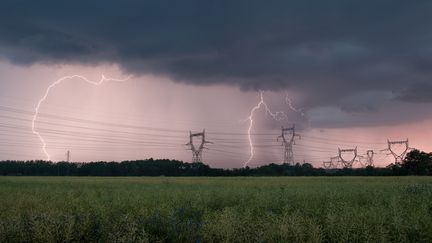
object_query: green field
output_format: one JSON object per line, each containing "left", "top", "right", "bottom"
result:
{"left": 0, "top": 177, "right": 431, "bottom": 242}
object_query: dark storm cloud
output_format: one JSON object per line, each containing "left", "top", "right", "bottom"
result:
{"left": 396, "top": 83, "right": 432, "bottom": 103}
{"left": 1, "top": 0, "right": 432, "bottom": 108}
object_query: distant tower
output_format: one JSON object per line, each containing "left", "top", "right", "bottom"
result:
{"left": 331, "top": 156, "right": 342, "bottom": 168}
{"left": 338, "top": 147, "right": 358, "bottom": 168}
{"left": 277, "top": 125, "right": 300, "bottom": 165}
{"left": 382, "top": 139, "right": 412, "bottom": 164}
{"left": 323, "top": 156, "right": 341, "bottom": 169}
{"left": 365, "top": 150, "right": 374, "bottom": 167}
{"left": 322, "top": 161, "right": 332, "bottom": 169}
{"left": 186, "top": 129, "right": 212, "bottom": 163}
{"left": 66, "top": 150, "right": 70, "bottom": 162}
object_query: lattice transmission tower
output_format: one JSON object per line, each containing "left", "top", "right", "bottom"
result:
{"left": 323, "top": 156, "right": 342, "bottom": 169}
{"left": 186, "top": 129, "right": 212, "bottom": 163}
{"left": 338, "top": 147, "right": 358, "bottom": 168}
{"left": 363, "top": 150, "right": 374, "bottom": 167}
{"left": 381, "top": 139, "right": 413, "bottom": 164}
{"left": 356, "top": 150, "right": 374, "bottom": 168}
{"left": 322, "top": 160, "right": 332, "bottom": 169}
{"left": 277, "top": 125, "right": 300, "bottom": 165}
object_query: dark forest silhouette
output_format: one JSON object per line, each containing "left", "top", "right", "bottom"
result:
{"left": 0, "top": 150, "right": 431, "bottom": 176}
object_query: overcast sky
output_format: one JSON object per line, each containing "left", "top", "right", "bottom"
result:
{"left": 0, "top": 1, "right": 431, "bottom": 168}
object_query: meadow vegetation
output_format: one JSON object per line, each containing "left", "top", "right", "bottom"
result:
{"left": 0, "top": 177, "right": 431, "bottom": 242}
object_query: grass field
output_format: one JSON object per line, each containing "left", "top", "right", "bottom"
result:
{"left": 0, "top": 177, "right": 431, "bottom": 242}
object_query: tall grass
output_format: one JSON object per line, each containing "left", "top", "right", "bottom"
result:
{"left": 0, "top": 177, "right": 431, "bottom": 242}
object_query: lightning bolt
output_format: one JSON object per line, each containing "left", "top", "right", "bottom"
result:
{"left": 285, "top": 92, "right": 305, "bottom": 117}
{"left": 243, "top": 91, "right": 307, "bottom": 167}
{"left": 243, "top": 91, "right": 288, "bottom": 167}
{"left": 32, "top": 74, "right": 132, "bottom": 161}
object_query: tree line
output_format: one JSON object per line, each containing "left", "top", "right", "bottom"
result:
{"left": 0, "top": 150, "right": 431, "bottom": 176}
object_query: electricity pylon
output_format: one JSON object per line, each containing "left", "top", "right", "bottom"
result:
{"left": 186, "top": 129, "right": 212, "bottom": 163}
{"left": 331, "top": 156, "right": 342, "bottom": 168}
{"left": 381, "top": 139, "right": 412, "bottom": 164}
{"left": 277, "top": 125, "right": 300, "bottom": 165}
{"left": 338, "top": 147, "right": 358, "bottom": 168}
{"left": 364, "top": 150, "right": 374, "bottom": 167}
{"left": 323, "top": 161, "right": 332, "bottom": 169}
{"left": 356, "top": 150, "right": 375, "bottom": 167}
{"left": 323, "top": 156, "right": 341, "bottom": 169}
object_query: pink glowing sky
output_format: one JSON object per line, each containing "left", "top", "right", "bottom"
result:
{"left": 0, "top": 61, "right": 431, "bottom": 168}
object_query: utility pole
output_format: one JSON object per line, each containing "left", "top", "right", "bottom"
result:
{"left": 338, "top": 147, "right": 358, "bottom": 168}
{"left": 277, "top": 125, "right": 300, "bottom": 165}
{"left": 186, "top": 129, "right": 212, "bottom": 163}
{"left": 382, "top": 139, "right": 412, "bottom": 164}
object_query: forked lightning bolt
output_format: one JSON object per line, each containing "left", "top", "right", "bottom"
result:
{"left": 285, "top": 92, "right": 305, "bottom": 117}
{"left": 243, "top": 91, "right": 288, "bottom": 167}
{"left": 244, "top": 91, "right": 306, "bottom": 168}
{"left": 32, "top": 74, "right": 131, "bottom": 161}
